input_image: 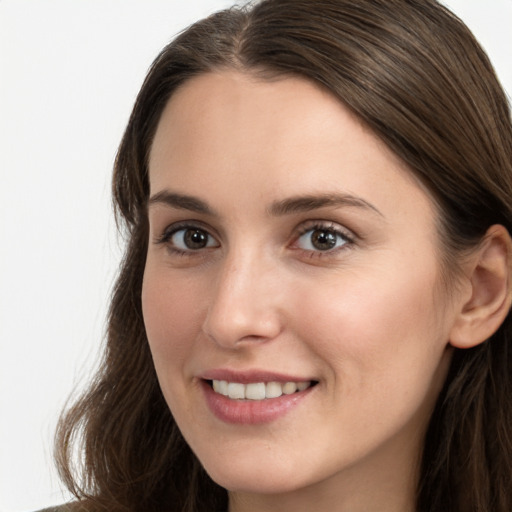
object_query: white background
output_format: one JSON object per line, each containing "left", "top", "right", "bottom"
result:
{"left": 0, "top": 1, "right": 511, "bottom": 511}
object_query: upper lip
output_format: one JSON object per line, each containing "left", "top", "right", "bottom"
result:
{"left": 200, "top": 368, "right": 316, "bottom": 384}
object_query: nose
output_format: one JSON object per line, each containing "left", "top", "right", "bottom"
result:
{"left": 202, "top": 250, "right": 284, "bottom": 349}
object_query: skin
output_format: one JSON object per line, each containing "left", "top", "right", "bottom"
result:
{"left": 142, "top": 71, "right": 468, "bottom": 512}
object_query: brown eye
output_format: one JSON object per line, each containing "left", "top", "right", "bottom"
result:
{"left": 170, "top": 227, "right": 218, "bottom": 251}
{"left": 184, "top": 229, "right": 209, "bottom": 249}
{"left": 297, "top": 227, "right": 349, "bottom": 252}
{"left": 311, "top": 230, "right": 338, "bottom": 250}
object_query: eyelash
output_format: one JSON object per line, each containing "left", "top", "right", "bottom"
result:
{"left": 154, "top": 220, "right": 356, "bottom": 258}
{"left": 292, "top": 221, "right": 355, "bottom": 257}
{"left": 154, "top": 222, "right": 218, "bottom": 256}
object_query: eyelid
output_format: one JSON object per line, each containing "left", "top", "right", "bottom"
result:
{"left": 290, "top": 220, "right": 356, "bottom": 253}
{"left": 153, "top": 220, "right": 219, "bottom": 247}
{"left": 152, "top": 218, "right": 356, "bottom": 258}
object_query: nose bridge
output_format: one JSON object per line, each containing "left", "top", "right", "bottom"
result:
{"left": 203, "top": 244, "right": 282, "bottom": 348}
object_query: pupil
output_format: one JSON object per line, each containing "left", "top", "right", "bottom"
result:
{"left": 185, "top": 229, "right": 208, "bottom": 249}
{"left": 311, "top": 230, "right": 337, "bottom": 250}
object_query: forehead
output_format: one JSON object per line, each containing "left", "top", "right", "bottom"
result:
{"left": 148, "top": 71, "right": 434, "bottom": 224}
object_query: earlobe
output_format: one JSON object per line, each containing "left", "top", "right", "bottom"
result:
{"left": 449, "top": 225, "right": 512, "bottom": 349}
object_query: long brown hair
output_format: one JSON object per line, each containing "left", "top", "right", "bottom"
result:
{"left": 55, "top": 1, "right": 512, "bottom": 511}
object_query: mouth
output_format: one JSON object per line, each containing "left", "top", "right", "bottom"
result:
{"left": 201, "top": 374, "right": 318, "bottom": 424}
{"left": 207, "top": 379, "right": 318, "bottom": 401}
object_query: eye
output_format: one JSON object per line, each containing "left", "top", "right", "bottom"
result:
{"left": 168, "top": 227, "right": 219, "bottom": 251}
{"left": 295, "top": 225, "right": 351, "bottom": 252}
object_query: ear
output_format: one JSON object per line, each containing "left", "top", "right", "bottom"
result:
{"left": 450, "top": 225, "right": 512, "bottom": 349}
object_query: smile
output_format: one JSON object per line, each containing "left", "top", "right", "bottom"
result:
{"left": 201, "top": 375, "right": 317, "bottom": 424}
{"left": 211, "top": 380, "right": 313, "bottom": 400}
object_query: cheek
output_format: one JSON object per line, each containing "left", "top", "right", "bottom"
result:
{"left": 141, "top": 265, "right": 206, "bottom": 366}
{"left": 292, "top": 261, "right": 449, "bottom": 390}
{"left": 287, "top": 263, "right": 452, "bottom": 452}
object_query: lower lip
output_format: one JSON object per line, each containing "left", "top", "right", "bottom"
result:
{"left": 201, "top": 380, "right": 314, "bottom": 425}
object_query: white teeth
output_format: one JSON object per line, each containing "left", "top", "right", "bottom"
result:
{"left": 245, "top": 382, "right": 266, "bottom": 400}
{"left": 227, "top": 382, "right": 245, "bottom": 399}
{"left": 297, "top": 381, "right": 309, "bottom": 391}
{"left": 265, "top": 381, "right": 283, "bottom": 399}
{"left": 216, "top": 380, "right": 228, "bottom": 395}
{"left": 211, "top": 379, "right": 312, "bottom": 400}
{"left": 282, "top": 382, "right": 298, "bottom": 395}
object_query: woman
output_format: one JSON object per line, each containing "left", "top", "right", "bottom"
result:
{"left": 50, "top": 0, "right": 512, "bottom": 511}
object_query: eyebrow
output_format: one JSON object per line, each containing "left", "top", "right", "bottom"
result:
{"left": 148, "top": 190, "right": 382, "bottom": 217}
{"left": 268, "top": 193, "right": 383, "bottom": 217}
{"left": 148, "top": 190, "right": 214, "bottom": 215}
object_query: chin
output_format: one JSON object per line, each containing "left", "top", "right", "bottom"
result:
{"left": 199, "top": 450, "right": 311, "bottom": 495}
{"left": 209, "top": 468, "right": 303, "bottom": 495}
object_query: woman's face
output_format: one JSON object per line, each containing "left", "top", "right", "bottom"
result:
{"left": 143, "top": 71, "right": 460, "bottom": 506}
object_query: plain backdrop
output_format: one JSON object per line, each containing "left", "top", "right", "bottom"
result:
{"left": 0, "top": 1, "right": 511, "bottom": 511}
